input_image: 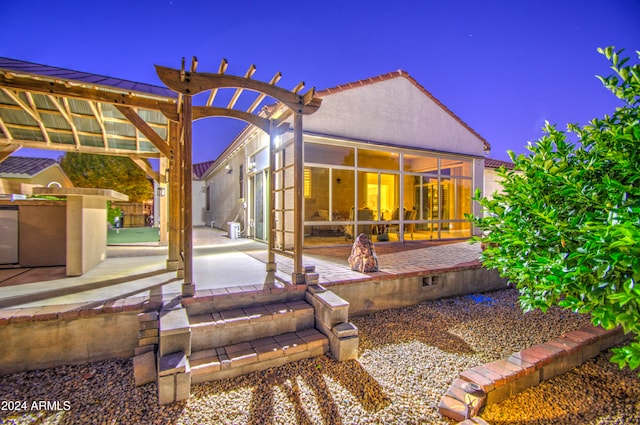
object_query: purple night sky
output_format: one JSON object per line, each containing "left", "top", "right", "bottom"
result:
{"left": 1, "top": 0, "right": 639, "bottom": 163}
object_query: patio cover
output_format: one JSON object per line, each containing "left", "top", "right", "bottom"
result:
{"left": 0, "top": 57, "right": 177, "bottom": 169}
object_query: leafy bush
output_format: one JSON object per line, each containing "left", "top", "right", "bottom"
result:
{"left": 470, "top": 47, "right": 640, "bottom": 372}
{"left": 107, "top": 201, "right": 122, "bottom": 226}
{"left": 60, "top": 153, "right": 153, "bottom": 202}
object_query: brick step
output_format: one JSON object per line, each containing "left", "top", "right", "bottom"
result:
{"left": 188, "top": 299, "right": 315, "bottom": 352}
{"left": 189, "top": 328, "right": 329, "bottom": 384}
{"left": 182, "top": 282, "right": 307, "bottom": 315}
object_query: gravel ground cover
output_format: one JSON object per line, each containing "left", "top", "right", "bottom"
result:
{"left": 1, "top": 288, "right": 638, "bottom": 425}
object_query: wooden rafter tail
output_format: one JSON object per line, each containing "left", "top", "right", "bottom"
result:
{"left": 180, "top": 57, "right": 186, "bottom": 82}
{"left": 291, "top": 81, "right": 305, "bottom": 94}
{"left": 190, "top": 56, "right": 198, "bottom": 73}
{"left": 218, "top": 58, "right": 229, "bottom": 74}
{"left": 302, "top": 87, "right": 316, "bottom": 105}
{"left": 246, "top": 71, "right": 282, "bottom": 114}
{"left": 270, "top": 71, "right": 283, "bottom": 85}
{"left": 226, "top": 64, "right": 257, "bottom": 110}
{"left": 206, "top": 58, "right": 229, "bottom": 106}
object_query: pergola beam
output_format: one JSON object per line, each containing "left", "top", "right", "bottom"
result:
{"left": 0, "top": 142, "right": 21, "bottom": 162}
{"left": 193, "top": 106, "right": 271, "bottom": 133}
{"left": 115, "top": 105, "right": 173, "bottom": 159}
{"left": 155, "top": 66, "right": 320, "bottom": 115}
{"left": 0, "top": 71, "right": 176, "bottom": 111}
{"left": 130, "top": 155, "right": 160, "bottom": 182}
{"left": 0, "top": 138, "right": 161, "bottom": 158}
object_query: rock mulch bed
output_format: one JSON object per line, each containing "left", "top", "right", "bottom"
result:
{"left": 1, "top": 288, "right": 638, "bottom": 424}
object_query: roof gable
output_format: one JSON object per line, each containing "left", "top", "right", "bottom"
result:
{"left": 303, "top": 71, "right": 489, "bottom": 157}
{"left": 316, "top": 70, "right": 489, "bottom": 152}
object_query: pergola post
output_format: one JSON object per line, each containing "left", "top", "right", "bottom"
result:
{"left": 158, "top": 156, "right": 169, "bottom": 244}
{"left": 266, "top": 119, "right": 277, "bottom": 272}
{"left": 182, "top": 93, "right": 195, "bottom": 297}
{"left": 167, "top": 120, "right": 182, "bottom": 272}
{"left": 292, "top": 112, "right": 304, "bottom": 281}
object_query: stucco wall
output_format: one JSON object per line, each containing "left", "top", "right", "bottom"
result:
{"left": 483, "top": 168, "right": 505, "bottom": 200}
{"left": 207, "top": 153, "right": 247, "bottom": 232}
{"left": 192, "top": 179, "right": 206, "bottom": 226}
{"left": 66, "top": 196, "right": 107, "bottom": 276}
{"left": 28, "top": 166, "right": 73, "bottom": 188}
{"left": 304, "top": 76, "right": 486, "bottom": 157}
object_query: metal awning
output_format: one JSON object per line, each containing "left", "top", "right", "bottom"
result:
{"left": 0, "top": 57, "right": 177, "bottom": 161}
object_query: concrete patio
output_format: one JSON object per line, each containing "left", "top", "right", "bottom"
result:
{"left": 0, "top": 226, "right": 484, "bottom": 312}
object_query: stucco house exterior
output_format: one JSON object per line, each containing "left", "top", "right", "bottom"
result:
{"left": 483, "top": 157, "right": 515, "bottom": 200}
{"left": 192, "top": 160, "right": 213, "bottom": 227}
{"left": 199, "top": 70, "right": 491, "bottom": 246}
{"left": 0, "top": 155, "right": 73, "bottom": 196}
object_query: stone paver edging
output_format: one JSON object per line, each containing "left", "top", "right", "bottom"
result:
{"left": 439, "top": 324, "right": 630, "bottom": 423}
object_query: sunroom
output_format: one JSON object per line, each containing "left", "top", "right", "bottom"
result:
{"left": 203, "top": 69, "right": 488, "bottom": 248}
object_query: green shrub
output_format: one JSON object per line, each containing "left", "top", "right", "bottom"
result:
{"left": 470, "top": 47, "right": 640, "bottom": 373}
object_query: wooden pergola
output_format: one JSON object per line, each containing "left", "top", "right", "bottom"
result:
{"left": 0, "top": 56, "right": 322, "bottom": 297}
{"left": 156, "top": 57, "right": 322, "bottom": 296}
{"left": 0, "top": 58, "right": 176, "bottom": 250}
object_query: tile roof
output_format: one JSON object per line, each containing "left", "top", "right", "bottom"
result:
{"left": 316, "top": 70, "right": 490, "bottom": 152}
{"left": 193, "top": 161, "right": 214, "bottom": 179}
{"left": 0, "top": 156, "right": 58, "bottom": 177}
{"left": 484, "top": 158, "right": 515, "bottom": 170}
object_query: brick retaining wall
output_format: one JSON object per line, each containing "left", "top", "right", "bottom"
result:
{"left": 324, "top": 263, "right": 508, "bottom": 316}
{"left": 439, "top": 324, "right": 630, "bottom": 423}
